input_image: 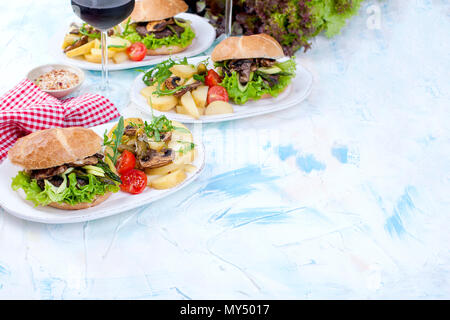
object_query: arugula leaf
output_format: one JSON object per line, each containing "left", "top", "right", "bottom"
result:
{"left": 154, "top": 84, "right": 188, "bottom": 96}
{"left": 129, "top": 115, "right": 174, "bottom": 142}
{"left": 142, "top": 57, "right": 189, "bottom": 87}
{"left": 193, "top": 74, "right": 205, "bottom": 82}
{"left": 122, "top": 17, "right": 131, "bottom": 35}
{"left": 103, "top": 116, "right": 124, "bottom": 165}
{"left": 79, "top": 23, "right": 101, "bottom": 39}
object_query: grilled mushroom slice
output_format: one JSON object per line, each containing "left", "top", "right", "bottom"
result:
{"left": 160, "top": 131, "right": 172, "bottom": 143}
{"left": 123, "top": 124, "right": 137, "bottom": 136}
{"left": 164, "top": 76, "right": 183, "bottom": 90}
{"left": 173, "top": 81, "right": 202, "bottom": 97}
{"left": 146, "top": 19, "right": 171, "bottom": 32}
{"left": 138, "top": 149, "right": 174, "bottom": 169}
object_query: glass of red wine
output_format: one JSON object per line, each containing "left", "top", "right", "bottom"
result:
{"left": 71, "top": 0, "right": 135, "bottom": 91}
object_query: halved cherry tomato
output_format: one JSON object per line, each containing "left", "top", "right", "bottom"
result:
{"left": 126, "top": 42, "right": 147, "bottom": 61}
{"left": 116, "top": 150, "right": 136, "bottom": 175}
{"left": 205, "top": 69, "right": 222, "bottom": 87}
{"left": 120, "top": 169, "right": 147, "bottom": 194}
{"left": 207, "top": 85, "right": 229, "bottom": 104}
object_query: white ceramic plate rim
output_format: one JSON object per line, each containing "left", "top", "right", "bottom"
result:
{"left": 129, "top": 56, "right": 313, "bottom": 123}
{"left": 54, "top": 13, "right": 216, "bottom": 71}
{"left": 0, "top": 122, "right": 205, "bottom": 224}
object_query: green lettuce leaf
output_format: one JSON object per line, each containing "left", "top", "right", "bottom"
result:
{"left": 11, "top": 171, "right": 119, "bottom": 207}
{"left": 122, "top": 24, "right": 195, "bottom": 50}
{"left": 309, "top": 0, "right": 365, "bottom": 37}
{"left": 219, "top": 57, "right": 297, "bottom": 105}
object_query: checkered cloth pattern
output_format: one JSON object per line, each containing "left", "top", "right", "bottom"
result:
{"left": 0, "top": 79, "right": 120, "bottom": 162}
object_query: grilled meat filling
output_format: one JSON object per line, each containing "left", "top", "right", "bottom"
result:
{"left": 30, "top": 153, "right": 105, "bottom": 189}
{"left": 222, "top": 58, "right": 278, "bottom": 85}
{"left": 134, "top": 18, "right": 185, "bottom": 39}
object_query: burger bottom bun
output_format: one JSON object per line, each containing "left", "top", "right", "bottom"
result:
{"left": 146, "top": 45, "right": 187, "bottom": 56}
{"left": 48, "top": 192, "right": 112, "bottom": 210}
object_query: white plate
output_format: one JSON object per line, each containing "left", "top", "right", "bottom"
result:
{"left": 55, "top": 13, "right": 216, "bottom": 71}
{"left": 130, "top": 56, "right": 313, "bottom": 123}
{"left": 0, "top": 122, "right": 205, "bottom": 224}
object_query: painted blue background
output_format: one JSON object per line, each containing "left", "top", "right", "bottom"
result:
{"left": 0, "top": 0, "right": 449, "bottom": 299}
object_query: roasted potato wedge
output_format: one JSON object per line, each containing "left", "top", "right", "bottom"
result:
{"left": 113, "top": 51, "right": 129, "bottom": 64}
{"left": 180, "top": 91, "right": 200, "bottom": 119}
{"left": 192, "top": 85, "right": 208, "bottom": 108}
{"left": 93, "top": 38, "right": 101, "bottom": 49}
{"left": 150, "top": 169, "right": 187, "bottom": 190}
{"left": 145, "top": 162, "right": 185, "bottom": 176}
{"left": 142, "top": 85, "right": 177, "bottom": 111}
{"left": 149, "top": 94, "right": 178, "bottom": 112}
{"left": 84, "top": 53, "right": 102, "bottom": 63}
{"left": 205, "top": 100, "right": 234, "bottom": 115}
{"left": 169, "top": 64, "right": 197, "bottom": 79}
{"left": 62, "top": 34, "right": 82, "bottom": 49}
{"left": 168, "top": 120, "right": 195, "bottom": 164}
{"left": 197, "top": 107, "right": 205, "bottom": 116}
{"left": 90, "top": 48, "right": 116, "bottom": 58}
{"left": 176, "top": 105, "right": 187, "bottom": 115}
{"left": 65, "top": 40, "right": 97, "bottom": 57}
{"left": 140, "top": 85, "right": 157, "bottom": 98}
{"left": 107, "top": 36, "right": 131, "bottom": 52}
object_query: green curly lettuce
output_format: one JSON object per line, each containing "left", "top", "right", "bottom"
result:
{"left": 219, "top": 57, "right": 296, "bottom": 105}
{"left": 310, "top": 0, "right": 365, "bottom": 37}
{"left": 122, "top": 24, "right": 195, "bottom": 50}
{"left": 11, "top": 171, "right": 119, "bottom": 207}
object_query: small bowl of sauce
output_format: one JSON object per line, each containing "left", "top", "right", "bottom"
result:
{"left": 27, "top": 64, "right": 85, "bottom": 98}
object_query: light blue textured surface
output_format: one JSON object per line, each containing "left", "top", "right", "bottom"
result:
{"left": 0, "top": 0, "right": 449, "bottom": 299}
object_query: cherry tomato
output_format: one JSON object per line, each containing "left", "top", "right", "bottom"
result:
{"left": 126, "top": 42, "right": 147, "bottom": 61}
{"left": 116, "top": 150, "right": 136, "bottom": 175}
{"left": 207, "top": 85, "right": 229, "bottom": 104}
{"left": 120, "top": 169, "right": 147, "bottom": 194}
{"left": 205, "top": 69, "right": 222, "bottom": 87}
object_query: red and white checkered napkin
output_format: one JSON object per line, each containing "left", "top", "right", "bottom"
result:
{"left": 0, "top": 79, "right": 121, "bottom": 162}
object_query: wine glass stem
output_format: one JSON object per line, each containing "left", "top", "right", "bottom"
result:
{"left": 225, "top": 0, "right": 232, "bottom": 37}
{"left": 100, "top": 30, "right": 109, "bottom": 90}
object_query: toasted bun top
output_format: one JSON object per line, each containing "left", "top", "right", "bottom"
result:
{"left": 211, "top": 34, "right": 285, "bottom": 62}
{"left": 8, "top": 127, "right": 102, "bottom": 170}
{"left": 130, "top": 0, "right": 188, "bottom": 22}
